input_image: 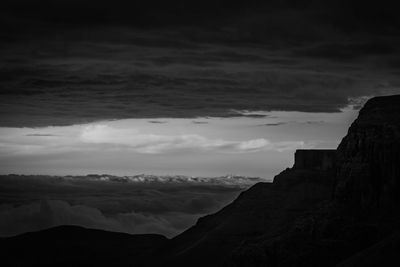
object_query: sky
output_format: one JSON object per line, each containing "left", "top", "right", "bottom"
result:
{"left": 1, "top": 1, "right": 400, "bottom": 177}
{"left": 0, "top": 109, "right": 358, "bottom": 178}
{"left": 1, "top": 0, "right": 400, "bottom": 237}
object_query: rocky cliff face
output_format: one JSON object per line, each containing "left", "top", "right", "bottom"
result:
{"left": 294, "top": 149, "right": 336, "bottom": 171}
{"left": 154, "top": 95, "right": 400, "bottom": 267}
{"left": 335, "top": 96, "right": 400, "bottom": 214}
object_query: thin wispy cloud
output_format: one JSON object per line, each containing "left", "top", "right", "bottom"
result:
{"left": 0, "top": 109, "right": 359, "bottom": 177}
{"left": 79, "top": 124, "right": 304, "bottom": 154}
{"left": 0, "top": 122, "right": 303, "bottom": 157}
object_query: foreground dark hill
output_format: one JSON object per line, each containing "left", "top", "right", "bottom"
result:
{"left": 2, "top": 95, "right": 400, "bottom": 266}
{"left": 0, "top": 225, "right": 167, "bottom": 266}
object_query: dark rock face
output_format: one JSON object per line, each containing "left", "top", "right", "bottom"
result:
{"left": 294, "top": 149, "right": 336, "bottom": 171}
{"left": 153, "top": 95, "right": 400, "bottom": 267}
{"left": 335, "top": 96, "right": 400, "bottom": 214}
{"left": 336, "top": 232, "right": 400, "bottom": 267}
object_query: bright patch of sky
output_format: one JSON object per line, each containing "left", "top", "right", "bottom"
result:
{"left": 0, "top": 107, "right": 358, "bottom": 179}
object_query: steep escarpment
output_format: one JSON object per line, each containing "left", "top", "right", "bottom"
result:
{"left": 274, "top": 95, "right": 400, "bottom": 267}
{"left": 335, "top": 95, "right": 400, "bottom": 214}
{"left": 154, "top": 95, "right": 400, "bottom": 267}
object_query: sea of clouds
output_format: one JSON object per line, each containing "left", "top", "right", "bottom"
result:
{"left": 0, "top": 174, "right": 264, "bottom": 238}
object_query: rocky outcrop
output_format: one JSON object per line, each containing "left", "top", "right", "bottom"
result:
{"left": 335, "top": 95, "right": 400, "bottom": 214}
{"left": 294, "top": 149, "right": 336, "bottom": 171}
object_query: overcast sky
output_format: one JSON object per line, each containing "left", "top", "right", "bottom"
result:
{"left": 1, "top": 0, "right": 400, "bottom": 176}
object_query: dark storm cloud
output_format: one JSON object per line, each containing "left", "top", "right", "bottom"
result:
{"left": 2, "top": 1, "right": 400, "bottom": 32}
{"left": 293, "top": 40, "right": 398, "bottom": 61}
{"left": 1, "top": 0, "right": 400, "bottom": 127}
{"left": 1, "top": 50, "right": 399, "bottom": 127}
{"left": 148, "top": 50, "right": 269, "bottom": 66}
{"left": 0, "top": 175, "right": 254, "bottom": 237}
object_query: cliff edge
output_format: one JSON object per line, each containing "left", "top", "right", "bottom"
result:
{"left": 155, "top": 95, "right": 400, "bottom": 267}
{"left": 335, "top": 95, "right": 400, "bottom": 213}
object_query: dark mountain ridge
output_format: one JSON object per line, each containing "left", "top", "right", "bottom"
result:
{"left": 2, "top": 95, "right": 400, "bottom": 266}
{"left": 0, "top": 225, "right": 167, "bottom": 266}
{"left": 160, "top": 95, "right": 400, "bottom": 267}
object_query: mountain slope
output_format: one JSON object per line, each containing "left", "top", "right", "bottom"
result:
{"left": 153, "top": 95, "right": 400, "bottom": 267}
{"left": 156, "top": 169, "right": 336, "bottom": 266}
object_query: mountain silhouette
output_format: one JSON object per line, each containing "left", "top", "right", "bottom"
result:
{"left": 0, "top": 225, "right": 167, "bottom": 266}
